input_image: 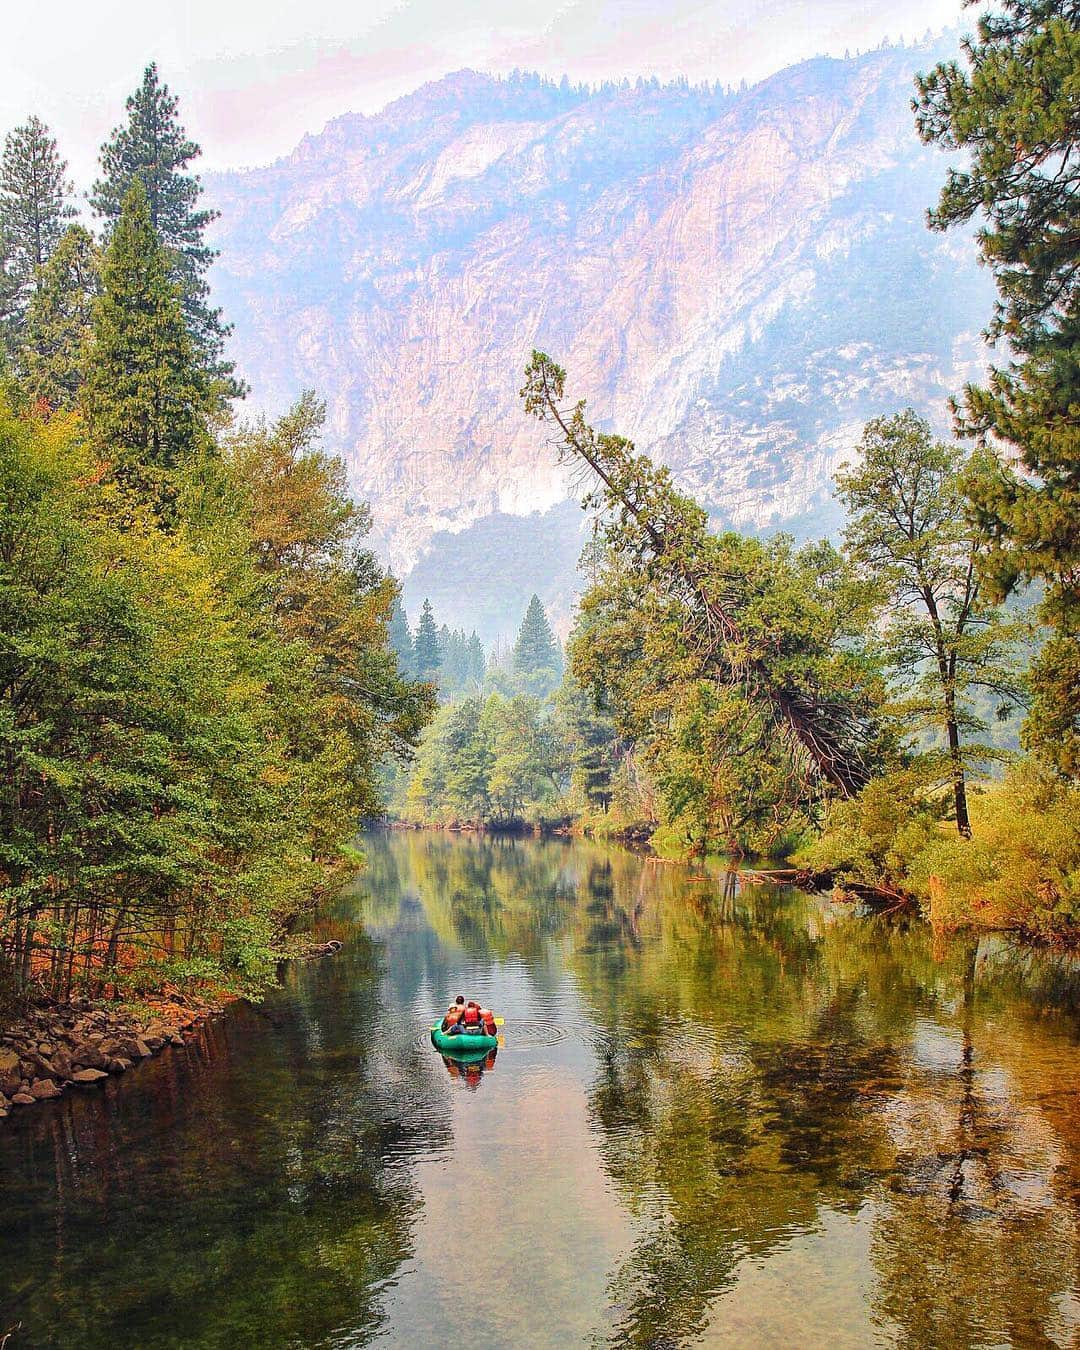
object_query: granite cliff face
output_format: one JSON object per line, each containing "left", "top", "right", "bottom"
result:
{"left": 207, "top": 42, "right": 992, "bottom": 638}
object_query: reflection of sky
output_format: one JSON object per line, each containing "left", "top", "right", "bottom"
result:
{"left": 346, "top": 834, "right": 1080, "bottom": 1345}
{"left": 357, "top": 880, "right": 634, "bottom": 1346}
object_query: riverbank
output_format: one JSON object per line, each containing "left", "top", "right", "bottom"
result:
{"left": 0, "top": 991, "right": 228, "bottom": 1122}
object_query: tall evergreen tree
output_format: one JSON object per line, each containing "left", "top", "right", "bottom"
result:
{"left": 414, "top": 599, "right": 441, "bottom": 682}
{"left": 0, "top": 116, "right": 74, "bottom": 325}
{"left": 82, "top": 180, "right": 210, "bottom": 490}
{"left": 513, "top": 594, "right": 559, "bottom": 675}
{"left": 465, "top": 632, "right": 486, "bottom": 690}
{"left": 0, "top": 222, "right": 17, "bottom": 364}
{"left": 915, "top": 1, "right": 1080, "bottom": 773}
{"left": 387, "top": 591, "right": 414, "bottom": 677}
{"left": 20, "top": 225, "right": 100, "bottom": 409}
{"left": 91, "top": 63, "right": 239, "bottom": 399}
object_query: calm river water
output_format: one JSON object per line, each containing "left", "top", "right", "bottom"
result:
{"left": 2, "top": 831, "right": 1080, "bottom": 1348}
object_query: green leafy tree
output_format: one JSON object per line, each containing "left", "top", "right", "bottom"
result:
{"left": 521, "top": 351, "right": 887, "bottom": 850}
{"left": 554, "top": 669, "right": 621, "bottom": 812}
{"left": 915, "top": 1, "right": 1080, "bottom": 773}
{"left": 0, "top": 115, "right": 74, "bottom": 326}
{"left": 91, "top": 63, "right": 239, "bottom": 398}
{"left": 19, "top": 225, "right": 100, "bottom": 409}
{"left": 414, "top": 599, "right": 441, "bottom": 683}
{"left": 836, "top": 411, "right": 1026, "bottom": 836}
{"left": 82, "top": 180, "right": 211, "bottom": 493}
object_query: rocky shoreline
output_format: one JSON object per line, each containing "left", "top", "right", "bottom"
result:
{"left": 0, "top": 993, "right": 227, "bottom": 1121}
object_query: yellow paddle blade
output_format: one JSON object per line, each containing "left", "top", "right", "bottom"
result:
{"left": 497, "top": 1035, "right": 505, "bottom": 1048}
{"left": 493, "top": 1016, "right": 505, "bottom": 1026}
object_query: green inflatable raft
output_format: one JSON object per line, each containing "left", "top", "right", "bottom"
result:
{"left": 430, "top": 1023, "right": 499, "bottom": 1056}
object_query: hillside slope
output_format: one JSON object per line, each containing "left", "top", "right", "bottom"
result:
{"left": 207, "top": 41, "right": 991, "bottom": 639}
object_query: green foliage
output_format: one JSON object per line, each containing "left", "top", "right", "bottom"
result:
{"left": 915, "top": 3, "right": 1080, "bottom": 774}
{"left": 19, "top": 224, "right": 100, "bottom": 409}
{"left": 801, "top": 762, "right": 1080, "bottom": 941}
{"left": 521, "top": 352, "right": 887, "bottom": 810}
{"left": 836, "top": 410, "right": 1027, "bottom": 835}
{"left": 0, "top": 115, "right": 74, "bottom": 329}
{"left": 511, "top": 593, "right": 562, "bottom": 696}
{"left": 400, "top": 692, "right": 558, "bottom": 826}
{"left": 0, "top": 387, "right": 433, "bottom": 1005}
{"left": 82, "top": 180, "right": 211, "bottom": 496}
{"left": 413, "top": 598, "right": 440, "bottom": 682}
{"left": 91, "top": 63, "right": 239, "bottom": 399}
{"left": 387, "top": 590, "right": 414, "bottom": 678}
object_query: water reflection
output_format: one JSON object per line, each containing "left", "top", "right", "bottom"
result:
{"left": 0, "top": 830, "right": 1078, "bottom": 1349}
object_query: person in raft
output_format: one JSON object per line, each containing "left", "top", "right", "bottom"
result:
{"left": 441, "top": 996, "right": 497, "bottom": 1036}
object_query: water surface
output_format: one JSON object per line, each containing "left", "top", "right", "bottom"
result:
{"left": 1, "top": 832, "right": 1079, "bottom": 1347}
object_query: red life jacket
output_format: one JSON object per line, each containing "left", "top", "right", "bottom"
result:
{"left": 463, "top": 1004, "right": 480, "bottom": 1026}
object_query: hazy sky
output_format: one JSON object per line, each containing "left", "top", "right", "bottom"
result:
{"left": 2, "top": 0, "right": 969, "bottom": 189}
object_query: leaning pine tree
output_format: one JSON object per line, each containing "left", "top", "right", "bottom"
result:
{"left": 82, "top": 179, "right": 211, "bottom": 497}
{"left": 521, "top": 351, "right": 883, "bottom": 804}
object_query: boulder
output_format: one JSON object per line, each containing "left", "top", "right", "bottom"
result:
{"left": 48, "top": 1048, "right": 73, "bottom": 1079}
{"left": 0, "top": 1049, "right": 21, "bottom": 1097}
{"left": 70, "top": 1042, "right": 107, "bottom": 1070}
{"left": 71, "top": 1068, "right": 108, "bottom": 1084}
{"left": 11, "top": 1092, "right": 35, "bottom": 1106}
{"left": 110, "top": 1058, "right": 133, "bottom": 1073}
{"left": 29, "top": 1078, "right": 61, "bottom": 1100}
{"left": 133, "top": 1039, "right": 152, "bottom": 1059}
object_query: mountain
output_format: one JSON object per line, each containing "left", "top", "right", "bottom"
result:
{"left": 206, "top": 41, "right": 993, "bottom": 643}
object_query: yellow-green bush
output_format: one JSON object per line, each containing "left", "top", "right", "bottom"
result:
{"left": 799, "top": 763, "right": 1080, "bottom": 941}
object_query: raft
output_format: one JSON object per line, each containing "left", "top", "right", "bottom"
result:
{"left": 430, "top": 1023, "right": 498, "bottom": 1056}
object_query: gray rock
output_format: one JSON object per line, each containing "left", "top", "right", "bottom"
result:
{"left": 71, "top": 1068, "right": 108, "bottom": 1084}
{"left": 29, "top": 1078, "right": 61, "bottom": 1100}
{"left": 134, "top": 1039, "right": 152, "bottom": 1058}
{"left": 11, "top": 1092, "right": 35, "bottom": 1105}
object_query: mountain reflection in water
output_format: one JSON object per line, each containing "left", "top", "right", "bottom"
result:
{"left": 1, "top": 831, "right": 1078, "bottom": 1348}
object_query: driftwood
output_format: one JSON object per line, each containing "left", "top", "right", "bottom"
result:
{"left": 292, "top": 939, "right": 343, "bottom": 961}
{"left": 740, "top": 867, "right": 916, "bottom": 912}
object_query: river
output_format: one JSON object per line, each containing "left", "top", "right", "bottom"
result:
{"left": 1, "top": 831, "right": 1079, "bottom": 1347}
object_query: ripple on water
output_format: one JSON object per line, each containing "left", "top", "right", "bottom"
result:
{"left": 413, "top": 1015, "right": 581, "bottom": 1055}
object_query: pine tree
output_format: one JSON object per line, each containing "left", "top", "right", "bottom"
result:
{"left": 387, "top": 591, "right": 414, "bottom": 678}
{"left": 20, "top": 225, "right": 100, "bottom": 409}
{"left": 512, "top": 594, "right": 561, "bottom": 690}
{"left": 414, "top": 599, "right": 441, "bottom": 682}
{"left": 82, "top": 180, "right": 210, "bottom": 490}
{"left": 915, "top": 2, "right": 1080, "bottom": 773}
{"left": 0, "top": 116, "right": 74, "bottom": 326}
{"left": 465, "top": 632, "right": 486, "bottom": 690}
{"left": 91, "top": 63, "right": 239, "bottom": 399}
{"left": 0, "top": 222, "right": 18, "bottom": 364}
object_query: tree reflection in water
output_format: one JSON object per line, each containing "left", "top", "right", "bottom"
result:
{"left": 1, "top": 831, "right": 1077, "bottom": 1348}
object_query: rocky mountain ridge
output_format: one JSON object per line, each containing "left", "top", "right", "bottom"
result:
{"left": 207, "top": 40, "right": 992, "bottom": 639}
